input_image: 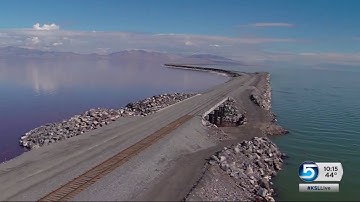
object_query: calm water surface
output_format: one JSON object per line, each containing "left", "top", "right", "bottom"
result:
{"left": 0, "top": 58, "right": 227, "bottom": 162}
{"left": 217, "top": 64, "right": 360, "bottom": 201}
{"left": 270, "top": 67, "right": 360, "bottom": 201}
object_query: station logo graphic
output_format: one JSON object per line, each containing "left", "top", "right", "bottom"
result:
{"left": 298, "top": 161, "right": 343, "bottom": 192}
{"left": 299, "top": 161, "right": 319, "bottom": 182}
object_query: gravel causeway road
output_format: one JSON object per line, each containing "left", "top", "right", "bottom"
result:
{"left": 0, "top": 72, "right": 258, "bottom": 201}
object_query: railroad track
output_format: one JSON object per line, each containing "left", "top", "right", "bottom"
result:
{"left": 39, "top": 115, "right": 193, "bottom": 201}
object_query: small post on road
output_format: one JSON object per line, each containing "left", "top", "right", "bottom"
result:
{"left": 208, "top": 113, "right": 214, "bottom": 124}
{"left": 214, "top": 109, "right": 219, "bottom": 125}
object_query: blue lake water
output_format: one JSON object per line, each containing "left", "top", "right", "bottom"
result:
{"left": 0, "top": 58, "right": 227, "bottom": 162}
{"left": 222, "top": 64, "right": 360, "bottom": 201}
{"left": 270, "top": 67, "right": 360, "bottom": 201}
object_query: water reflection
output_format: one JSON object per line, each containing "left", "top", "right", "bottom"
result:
{"left": 0, "top": 57, "right": 228, "bottom": 162}
{"left": 30, "top": 67, "right": 57, "bottom": 93}
{"left": 0, "top": 58, "right": 227, "bottom": 93}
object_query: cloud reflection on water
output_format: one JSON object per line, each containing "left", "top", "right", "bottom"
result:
{"left": 0, "top": 57, "right": 228, "bottom": 94}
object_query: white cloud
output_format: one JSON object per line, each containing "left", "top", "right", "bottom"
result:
{"left": 250, "top": 22, "right": 294, "bottom": 27}
{"left": 24, "top": 36, "right": 40, "bottom": 46}
{"left": 31, "top": 36, "right": 40, "bottom": 44}
{"left": 33, "top": 23, "right": 60, "bottom": 31}
{"left": 52, "top": 42, "right": 63, "bottom": 46}
{"left": 185, "top": 40, "right": 193, "bottom": 46}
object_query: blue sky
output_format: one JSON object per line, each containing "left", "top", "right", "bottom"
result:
{"left": 0, "top": 0, "right": 360, "bottom": 64}
{"left": 1, "top": 0, "right": 358, "bottom": 37}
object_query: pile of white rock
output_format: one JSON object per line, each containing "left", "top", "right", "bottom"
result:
{"left": 222, "top": 98, "right": 247, "bottom": 125}
{"left": 19, "top": 93, "right": 196, "bottom": 149}
{"left": 250, "top": 73, "right": 272, "bottom": 111}
{"left": 186, "top": 137, "right": 286, "bottom": 202}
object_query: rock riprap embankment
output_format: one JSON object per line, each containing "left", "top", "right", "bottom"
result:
{"left": 204, "top": 98, "right": 247, "bottom": 127}
{"left": 19, "top": 93, "right": 196, "bottom": 149}
{"left": 186, "top": 137, "right": 286, "bottom": 202}
{"left": 249, "top": 73, "right": 289, "bottom": 136}
{"left": 250, "top": 73, "right": 272, "bottom": 111}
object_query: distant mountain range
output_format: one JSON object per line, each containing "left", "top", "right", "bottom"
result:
{"left": 0, "top": 46, "right": 245, "bottom": 66}
{"left": 174, "top": 54, "right": 243, "bottom": 65}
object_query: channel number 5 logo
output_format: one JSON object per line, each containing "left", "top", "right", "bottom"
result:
{"left": 299, "top": 161, "right": 319, "bottom": 182}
